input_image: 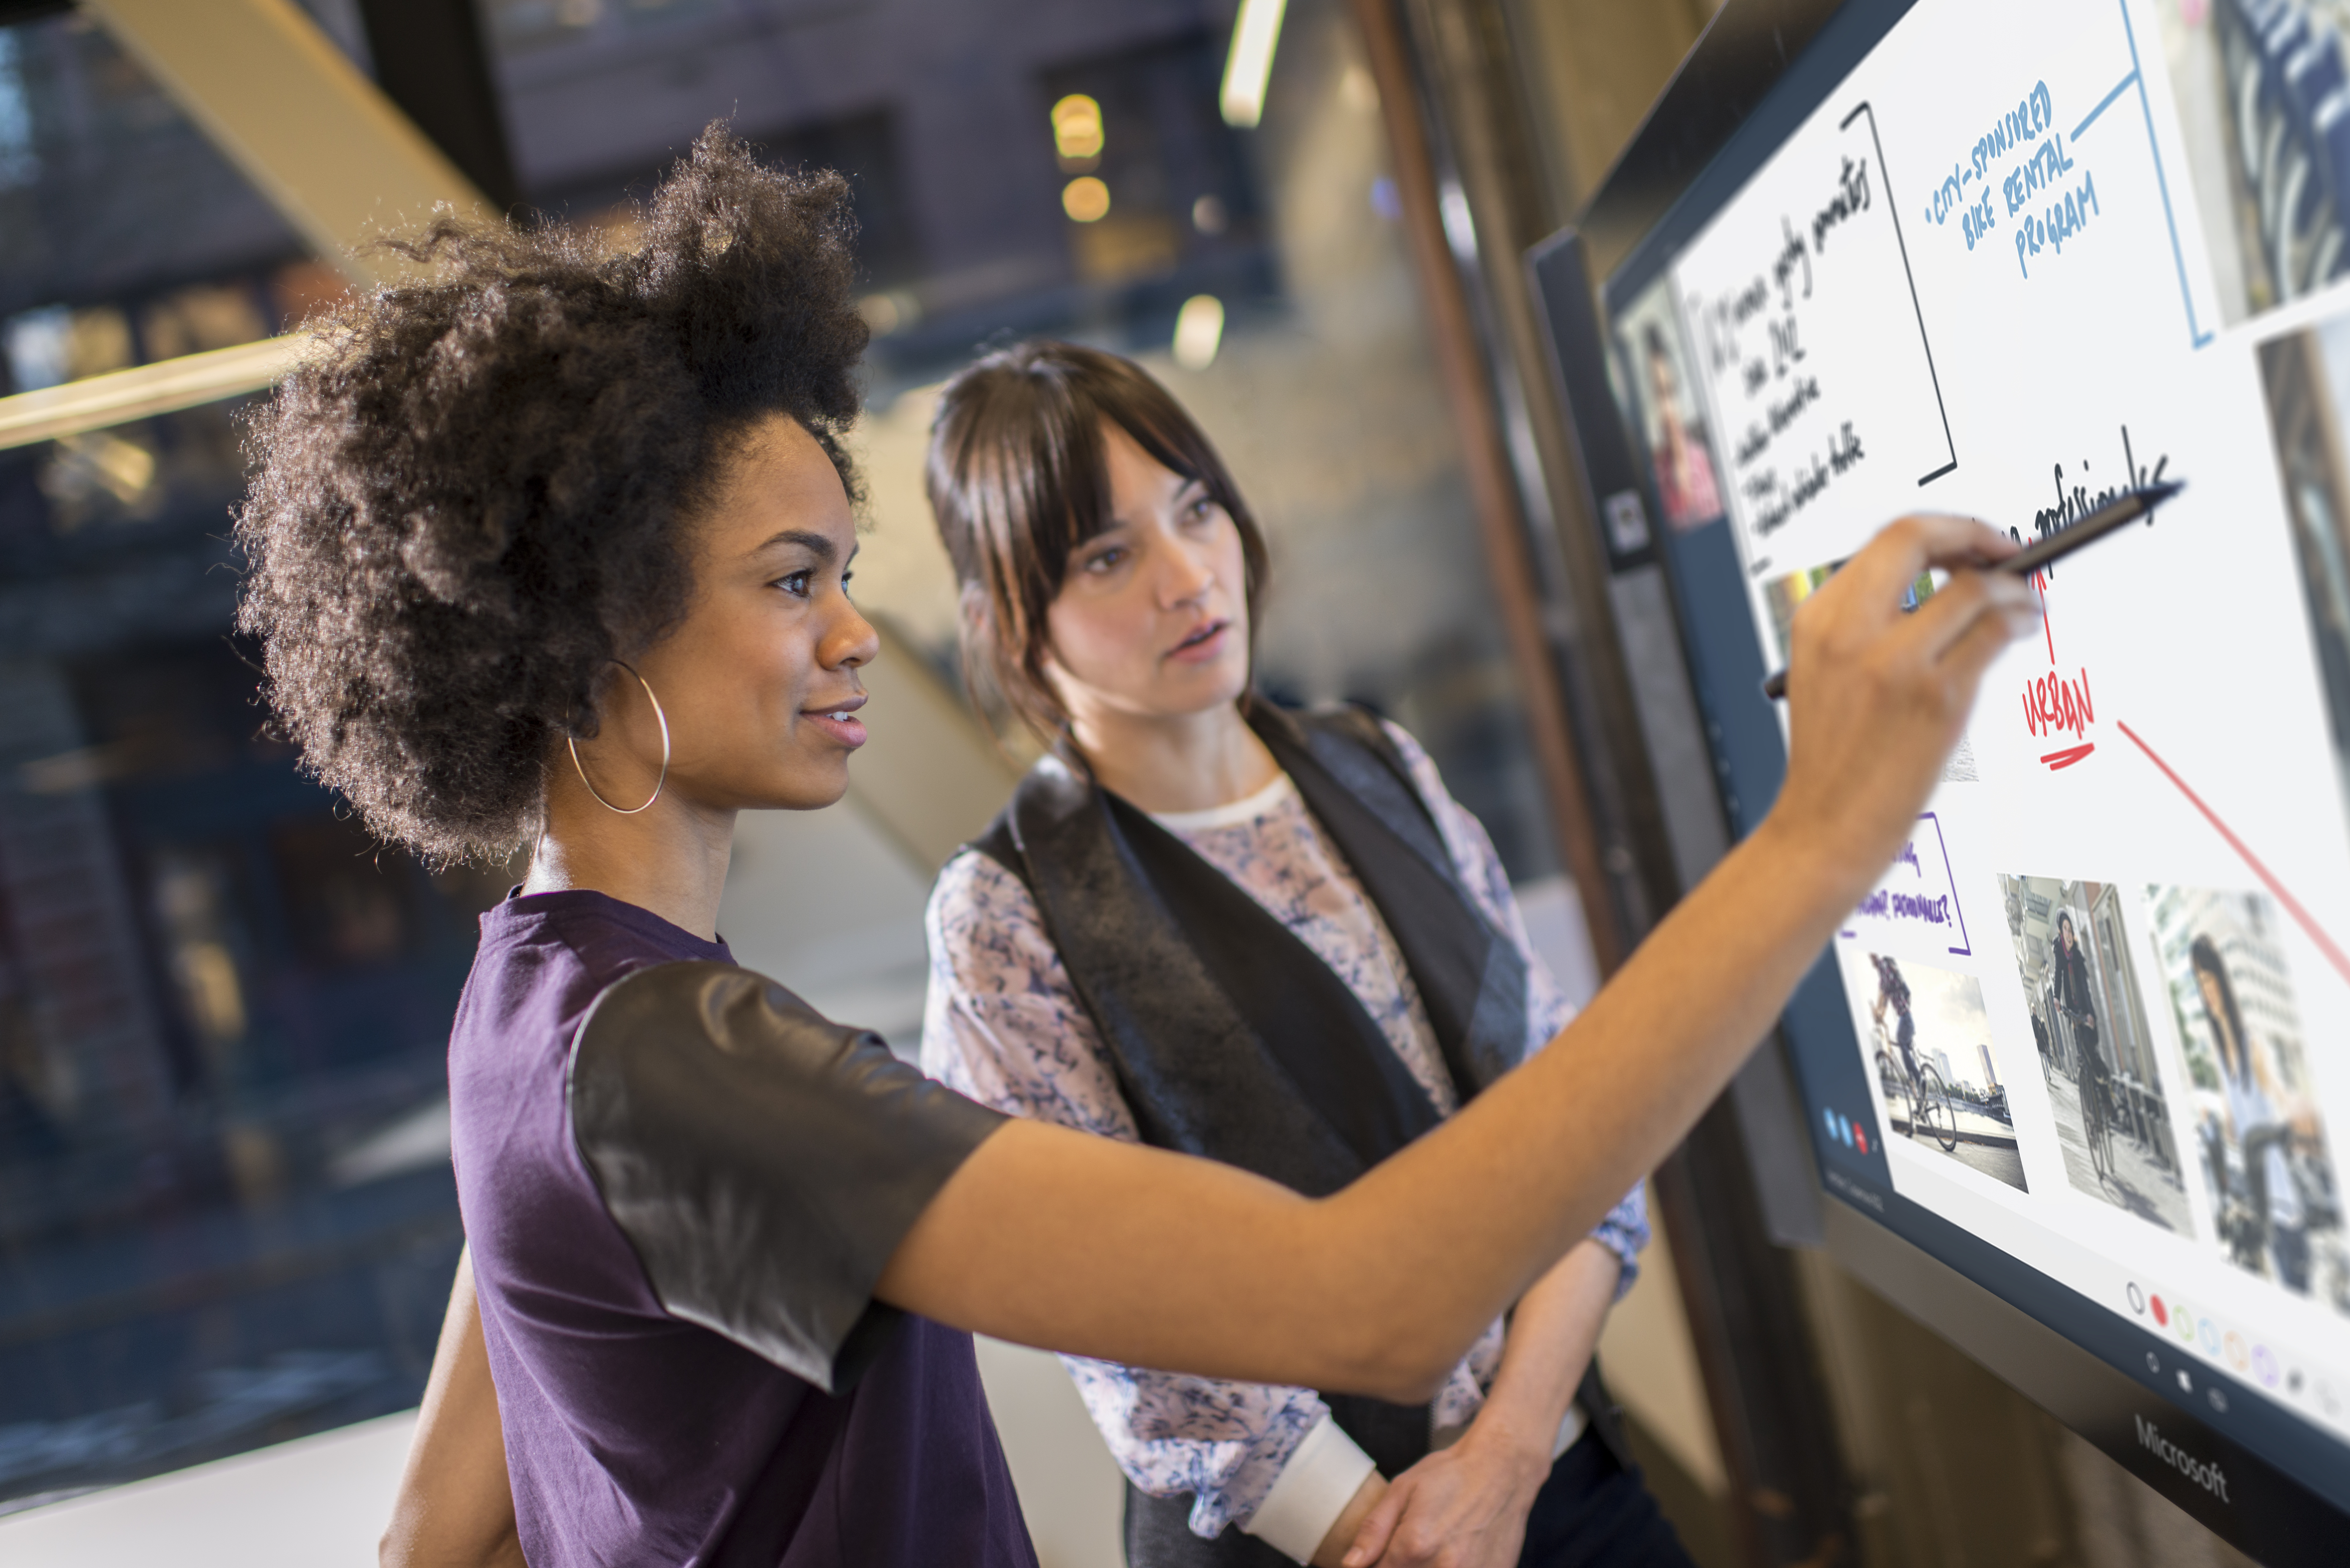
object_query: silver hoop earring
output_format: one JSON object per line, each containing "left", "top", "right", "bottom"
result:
{"left": 568, "top": 662, "right": 671, "bottom": 815}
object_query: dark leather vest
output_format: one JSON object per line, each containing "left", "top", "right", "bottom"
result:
{"left": 972, "top": 704, "right": 1625, "bottom": 1565}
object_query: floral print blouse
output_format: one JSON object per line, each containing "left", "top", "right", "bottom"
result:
{"left": 921, "top": 720, "right": 1648, "bottom": 1542}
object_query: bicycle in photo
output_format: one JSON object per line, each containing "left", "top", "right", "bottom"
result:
{"left": 2066, "top": 1008, "right": 2114, "bottom": 1187}
{"left": 2080, "top": 1072, "right": 2115, "bottom": 1186}
{"left": 1874, "top": 1037, "right": 1960, "bottom": 1153}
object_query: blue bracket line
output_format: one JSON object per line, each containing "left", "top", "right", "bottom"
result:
{"left": 2118, "top": 0, "right": 2214, "bottom": 347}
{"left": 2072, "top": 68, "right": 2138, "bottom": 143}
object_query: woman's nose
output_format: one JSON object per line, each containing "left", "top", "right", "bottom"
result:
{"left": 828, "top": 602, "right": 881, "bottom": 669}
{"left": 1158, "top": 538, "right": 1215, "bottom": 606}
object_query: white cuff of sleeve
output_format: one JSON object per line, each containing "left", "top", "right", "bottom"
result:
{"left": 1551, "top": 1399, "right": 1588, "bottom": 1459}
{"left": 1241, "top": 1413, "right": 1378, "bottom": 1564}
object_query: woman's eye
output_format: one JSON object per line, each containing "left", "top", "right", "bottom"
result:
{"left": 777, "top": 570, "right": 812, "bottom": 598}
{"left": 1085, "top": 547, "right": 1125, "bottom": 573}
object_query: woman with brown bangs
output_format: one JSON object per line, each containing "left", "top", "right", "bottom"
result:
{"left": 919, "top": 342, "right": 1677, "bottom": 1568}
{"left": 338, "top": 136, "right": 2037, "bottom": 1568}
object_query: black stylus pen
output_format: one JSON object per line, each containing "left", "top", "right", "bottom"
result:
{"left": 1758, "top": 478, "right": 2183, "bottom": 701}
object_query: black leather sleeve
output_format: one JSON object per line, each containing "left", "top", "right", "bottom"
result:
{"left": 566, "top": 961, "right": 1007, "bottom": 1392}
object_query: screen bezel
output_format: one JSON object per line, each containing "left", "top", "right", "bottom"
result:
{"left": 1531, "top": 0, "right": 2350, "bottom": 1555}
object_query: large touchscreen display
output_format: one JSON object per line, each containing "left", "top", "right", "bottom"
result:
{"left": 1604, "top": 0, "right": 2350, "bottom": 1498}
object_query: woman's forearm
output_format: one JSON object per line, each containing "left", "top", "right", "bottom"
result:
{"left": 889, "top": 516, "right": 2028, "bottom": 1398}
{"left": 883, "top": 815, "right": 1858, "bottom": 1399}
{"left": 1477, "top": 1239, "right": 1621, "bottom": 1458}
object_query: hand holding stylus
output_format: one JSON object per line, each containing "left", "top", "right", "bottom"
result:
{"left": 1759, "top": 480, "right": 2181, "bottom": 700}
{"left": 1767, "top": 513, "right": 2040, "bottom": 895}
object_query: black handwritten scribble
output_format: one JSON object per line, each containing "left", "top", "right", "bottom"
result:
{"left": 1735, "top": 376, "right": 1822, "bottom": 467}
{"left": 2008, "top": 425, "right": 2171, "bottom": 579}
{"left": 1813, "top": 156, "right": 1871, "bottom": 252}
{"left": 1840, "top": 100, "right": 1957, "bottom": 486}
{"left": 1774, "top": 217, "right": 1813, "bottom": 308}
{"left": 1770, "top": 375, "right": 1820, "bottom": 431}
{"left": 1747, "top": 421, "right": 1866, "bottom": 538}
{"left": 1728, "top": 276, "right": 1771, "bottom": 330}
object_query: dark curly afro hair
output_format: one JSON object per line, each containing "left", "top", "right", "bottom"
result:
{"left": 235, "top": 125, "right": 869, "bottom": 866}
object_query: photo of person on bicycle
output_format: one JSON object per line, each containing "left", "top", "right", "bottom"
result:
{"left": 1871, "top": 954, "right": 1917, "bottom": 1083}
{"left": 2001, "top": 874, "right": 2193, "bottom": 1230}
{"left": 1845, "top": 948, "right": 2028, "bottom": 1190}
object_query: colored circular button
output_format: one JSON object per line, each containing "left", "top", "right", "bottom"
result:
{"left": 2200, "top": 1319, "right": 2221, "bottom": 1356}
{"left": 2151, "top": 1294, "right": 2168, "bottom": 1326}
{"left": 2254, "top": 1346, "right": 2279, "bottom": 1388}
{"left": 2225, "top": 1331, "right": 2248, "bottom": 1370}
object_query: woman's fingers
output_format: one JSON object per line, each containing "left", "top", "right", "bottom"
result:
{"left": 1341, "top": 1486, "right": 1408, "bottom": 1567}
{"left": 1814, "top": 513, "right": 2011, "bottom": 616}
{"left": 1928, "top": 574, "right": 2039, "bottom": 684}
{"left": 1903, "top": 565, "right": 2039, "bottom": 667}
{"left": 1769, "top": 511, "right": 2041, "bottom": 892}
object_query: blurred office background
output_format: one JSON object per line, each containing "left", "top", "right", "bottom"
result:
{"left": 0, "top": 3, "right": 2270, "bottom": 1566}
{"left": 0, "top": 0, "right": 1601, "bottom": 1551}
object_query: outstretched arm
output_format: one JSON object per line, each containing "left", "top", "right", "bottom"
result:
{"left": 397, "top": 517, "right": 2024, "bottom": 1539}
{"left": 881, "top": 516, "right": 2028, "bottom": 1397}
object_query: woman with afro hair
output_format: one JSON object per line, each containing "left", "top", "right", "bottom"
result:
{"left": 238, "top": 128, "right": 2035, "bottom": 1567}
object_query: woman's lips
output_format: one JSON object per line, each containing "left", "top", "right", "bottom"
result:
{"left": 803, "top": 697, "right": 868, "bottom": 749}
{"left": 1166, "top": 619, "right": 1231, "bottom": 665}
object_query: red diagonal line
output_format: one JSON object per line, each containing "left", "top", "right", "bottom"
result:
{"left": 2116, "top": 720, "right": 2350, "bottom": 986}
{"left": 2040, "top": 742, "right": 2095, "bottom": 769}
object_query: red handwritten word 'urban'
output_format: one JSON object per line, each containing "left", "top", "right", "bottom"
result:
{"left": 2023, "top": 666, "right": 2095, "bottom": 769}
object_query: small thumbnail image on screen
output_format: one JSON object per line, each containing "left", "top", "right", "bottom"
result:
{"left": 2155, "top": 0, "right": 2346, "bottom": 326}
{"left": 2256, "top": 319, "right": 2350, "bottom": 851}
{"left": 2147, "top": 884, "right": 2350, "bottom": 1314}
{"left": 1766, "top": 566, "right": 1972, "bottom": 780}
{"left": 1613, "top": 283, "right": 1726, "bottom": 534}
{"left": 1834, "top": 945, "right": 2026, "bottom": 1193}
{"left": 1998, "top": 876, "right": 2193, "bottom": 1234}
{"left": 1761, "top": 561, "right": 1937, "bottom": 664}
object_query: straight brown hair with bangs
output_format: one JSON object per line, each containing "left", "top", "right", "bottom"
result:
{"left": 926, "top": 340, "right": 1269, "bottom": 750}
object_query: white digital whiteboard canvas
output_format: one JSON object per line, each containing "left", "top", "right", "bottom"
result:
{"left": 1537, "top": 0, "right": 2350, "bottom": 1557}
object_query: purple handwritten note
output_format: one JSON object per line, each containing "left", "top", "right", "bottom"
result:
{"left": 1840, "top": 811, "right": 1973, "bottom": 956}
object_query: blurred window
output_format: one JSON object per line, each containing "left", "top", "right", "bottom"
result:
{"left": 0, "top": 10, "right": 478, "bottom": 1511}
{"left": 1, "top": 0, "right": 1568, "bottom": 1510}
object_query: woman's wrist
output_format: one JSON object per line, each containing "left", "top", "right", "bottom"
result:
{"left": 1454, "top": 1399, "right": 1562, "bottom": 1487}
{"left": 1743, "top": 809, "right": 1881, "bottom": 929}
